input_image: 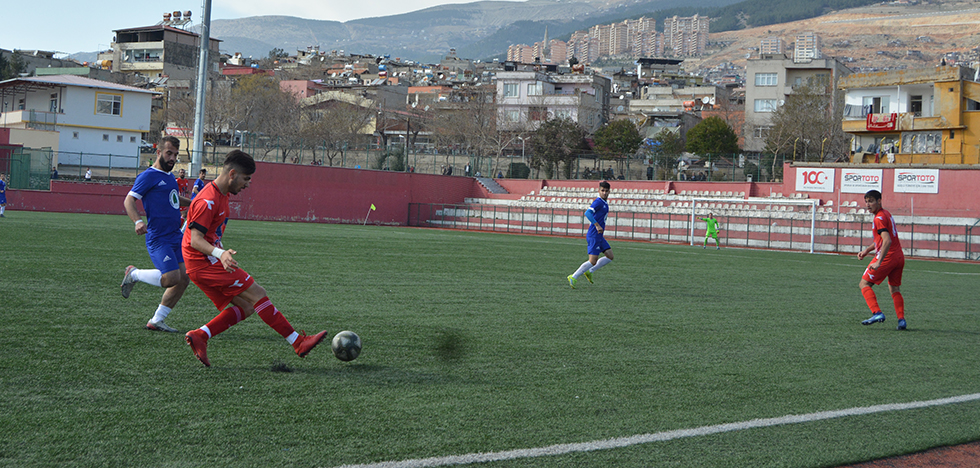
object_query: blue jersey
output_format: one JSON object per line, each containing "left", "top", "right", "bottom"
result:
{"left": 129, "top": 167, "right": 182, "bottom": 244}
{"left": 586, "top": 196, "right": 609, "bottom": 237}
{"left": 0, "top": 179, "right": 6, "bottom": 204}
{"left": 191, "top": 178, "right": 206, "bottom": 199}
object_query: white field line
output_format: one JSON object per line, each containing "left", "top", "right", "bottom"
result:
{"left": 332, "top": 393, "right": 980, "bottom": 468}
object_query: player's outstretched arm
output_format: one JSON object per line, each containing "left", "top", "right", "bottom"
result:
{"left": 123, "top": 195, "right": 147, "bottom": 235}
{"left": 189, "top": 228, "right": 238, "bottom": 272}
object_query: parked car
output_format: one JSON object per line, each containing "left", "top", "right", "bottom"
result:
{"left": 140, "top": 140, "right": 155, "bottom": 153}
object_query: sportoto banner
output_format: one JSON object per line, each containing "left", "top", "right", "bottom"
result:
{"left": 795, "top": 167, "right": 835, "bottom": 193}
{"left": 894, "top": 169, "right": 939, "bottom": 193}
{"left": 840, "top": 169, "right": 882, "bottom": 193}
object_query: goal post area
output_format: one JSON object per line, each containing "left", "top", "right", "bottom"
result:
{"left": 687, "top": 197, "right": 822, "bottom": 253}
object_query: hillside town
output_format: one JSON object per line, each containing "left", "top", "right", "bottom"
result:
{"left": 3, "top": 6, "right": 980, "bottom": 185}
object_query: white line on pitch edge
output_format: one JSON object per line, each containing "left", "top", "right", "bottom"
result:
{"left": 332, "top": 393, "right": 980, "bottom": 468}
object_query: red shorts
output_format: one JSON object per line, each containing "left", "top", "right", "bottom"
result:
{"left": 188, "top": 263, "right": 255, "bottom": 310}
{"left": 862, "top": 255, "right": 904, "bottom": 286}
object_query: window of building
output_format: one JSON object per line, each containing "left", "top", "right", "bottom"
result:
{"left": 527, "top": 83, "right": 543, "bottom": 96}
{"left": 124, "top": 49, "right": 162, "bottom": 62}
{"left": 753, "top": 126, "right": 772, "bottom": 139}
{"left": 73, "top": 132, "right": 79, "bottom": 139}
{"left": 554, "top": 109, "right": 573, "bottom": 120}
{"left": 505, "top": 109, "right": 520, "bottom": 122}
{"left": 50, "top": 93, "right": 58, "bottom": 113}
{"left": 910, "top": 95, "right": 923, "bottom": 116}
{"left": 103, "top": 134, "right": 109, "bottom": 141}
{"left": 504, "top": 83, "right": 519, "bottom": 98}
{"left": 17, "top": 99, "right": 25, "bottom": 110}
{"left": 130, "top": 136, "right": 137, "bottom": 143}
{"left": 96, "top": 93, "right": 122, "bottom": 116}
{"left": 754, "top": 99, "right": 778, "bottom": 113}
{"left": 862, "top": 96, "right": 890, "bottom": 114}
{"left": 529, "top": 107, "right": 548, "bottom": 121}
{"left": 901, "top": 131, "right": 942, "bottom": 154}
{"left": 754, "top": 73, "right": 777, "bottom": 86}
{"left": 116, "top": 135, "right": 124, "bottom": 142}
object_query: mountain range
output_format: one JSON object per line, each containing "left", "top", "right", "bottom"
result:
{"left": 204, "top": 0, "right": 745, "bottom": 63}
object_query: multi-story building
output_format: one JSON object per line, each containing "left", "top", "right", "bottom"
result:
{"left": 0, "top": 75, "right": 156, "bottom": 169}
{"left": 793, "top": 32, "right": 821, "bottom": 63}
{"left": 664, "top": 15, "right": 709, "bottom": 57}
{"left": 495, "top": 65, "right": 610, "bottom": 134}
{"left": 507, "top": 44, "right": 536, "bottom": 64}
{"left": 760, "top": 37, "right": 783, "bottom": 55}
{"left": 742, "top": 53, "right": 851, "bottom": 153}
{"left": 839, "top": 65, "right": 980, "bottom": 164}
{"left": 99, "top": 22, "right": 221, "bottom": 82}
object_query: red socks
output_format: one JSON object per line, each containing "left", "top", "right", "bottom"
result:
{"left": 203, "top": 305, "right": 244, "bottom": 337}
{"left": 255, "top": 296, "right": 295, "bottom": 339}
{"left": 892, "top": 292, "right": 905, "bottom": 320}
{"left": 861, "top": 287, "right": 880, "bottom": 314}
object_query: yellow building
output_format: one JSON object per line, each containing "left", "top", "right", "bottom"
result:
{"left": 839, "top": 65, "right": 980, "bottom": 164}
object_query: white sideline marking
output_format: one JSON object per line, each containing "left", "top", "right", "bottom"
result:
{"left": 333, "top": 393, "right": 980, "bottom": 468}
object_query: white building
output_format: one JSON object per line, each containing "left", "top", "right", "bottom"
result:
{"left": 0, "top": 75, "right": 157, "bottom": 168}
{"left": 495, "top": 67, "right": 610, "bottom": 134}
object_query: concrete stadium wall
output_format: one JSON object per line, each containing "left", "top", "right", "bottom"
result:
{"left": 5, "top": 160, "right": 978, "bottom": 224}
{"left": 7, "top": 162, "right": 490, "bottom": 225}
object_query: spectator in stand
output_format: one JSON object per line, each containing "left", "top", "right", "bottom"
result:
{"left": 51, "top": 167, "right": 59, "bottom": 180}
{"left": 464, "top": 163, "right": 472, "bottom": 177}
{"left": 85, "top": 168, "right": 92, "bottom": 182}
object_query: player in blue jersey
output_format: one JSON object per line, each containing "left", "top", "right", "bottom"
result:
{"left": 191, "top": 168, "right": 207, "bottom": 199}
{"left": 121, "top": 136, "right": 192, "bottom": 332}
{"left": 0, "top": 173, "right": 7, "bottom": 217}
{"left": 567, "top": 181, "right": 615, "bottom": 288}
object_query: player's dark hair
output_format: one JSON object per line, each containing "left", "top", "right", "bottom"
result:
{"left": 160, "top": 135, "right": 180, "bottom": 149}
{"left": 599, "top": 181, "right": 611, "bottom": 190}
{"left": 224, "top": 150, "right": 256, "bottom": 175}
{"left": 864, "top": 190, "right": 882, "bottom": 201}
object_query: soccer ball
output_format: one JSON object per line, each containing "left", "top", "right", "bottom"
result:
{"left": 331, "top": 331, "right": 362, "bottom": 362}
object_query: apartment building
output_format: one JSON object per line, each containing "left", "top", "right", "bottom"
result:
{"left": 664, "top": 15, "right": 709, "bottom": 57}
{"left": 495, "top": 66, "right": 610, "bottom": 134}
{"left": 760, "top": 37, "right": 783, "bottom": 55}
{"left": 839, "top": 65, "right": 980, "bottom": 164}
{"left": 793, "top": 32, "right": 821, "bottom": 63}
{"left": 743, "top": 54, "right": 851, "bottom": 153}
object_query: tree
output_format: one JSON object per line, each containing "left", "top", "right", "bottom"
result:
{"left": 650, "top": 129, "right": 685, "bottom": 179}
{"left": 0, "top": 52, "right": 26, "bottom": 81}
{"left": 529, "top": 118, "right": 587, "bottom": 179}
{"left": 302, "top": 95, "right": 375, "bottom": 166}
{"left": 685, "top": 116, "right": 739, "bottom": 156}
{"left": 593, "top": 119, "right": 642, "bottom": 177}
{"left": 764, "top": 82, "right": 848, "bottom": 165}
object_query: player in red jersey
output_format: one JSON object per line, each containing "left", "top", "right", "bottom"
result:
{"left": 175, "top": 168, "right": 190, "bottom": 220}
{"left": 857, "top": 190, "right": 907, "bottom": 330}
{"left": 182, "top": 150, "right": 328, "bottom": 366}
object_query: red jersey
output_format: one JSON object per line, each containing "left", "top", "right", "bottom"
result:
{"left": 182, "top": 181, "right": 230, "bottom": 274}
{"left": 871, "top": 208, "right": 904, "bottom": 262}
{"left": 176, "top": 177, "right": 190, "bottom": 197}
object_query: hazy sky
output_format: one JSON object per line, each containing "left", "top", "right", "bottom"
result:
{"left": 1, "top": 0, "right": 477, "bottom": 55}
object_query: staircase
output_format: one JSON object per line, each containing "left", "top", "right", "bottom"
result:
{"left": 475, "top": 177, "right": 508, "bottom": 194}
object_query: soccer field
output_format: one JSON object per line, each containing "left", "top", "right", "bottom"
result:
{"left": 2, "top": 211, "right": 980, "bottom": 468}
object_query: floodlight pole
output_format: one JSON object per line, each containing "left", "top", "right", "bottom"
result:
{"left": 190, "top": 0, "right": 213, "bottom": 176}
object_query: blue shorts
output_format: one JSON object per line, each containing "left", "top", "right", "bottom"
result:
{"left": 146, "top": 237, "right": 183, "bottom": 274}
{"left": 587, "top": 233, "right": 611, "bottom": 256}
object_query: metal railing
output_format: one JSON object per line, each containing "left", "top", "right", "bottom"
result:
{"left": 409, "top": 202, "right": 980, "bottom": 261}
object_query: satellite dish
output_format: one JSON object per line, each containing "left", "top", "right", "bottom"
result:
{"left": 701, "top": 96, "right": 710, "bottom": 104}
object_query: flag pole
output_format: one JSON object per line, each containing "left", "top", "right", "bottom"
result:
{"left": 364, "top": 203, "right": 376, "bottom": 225}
